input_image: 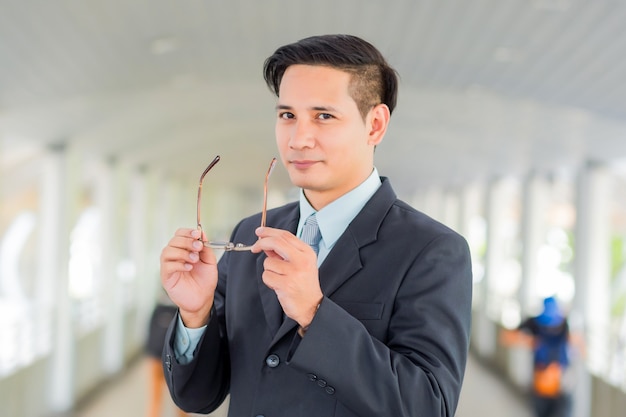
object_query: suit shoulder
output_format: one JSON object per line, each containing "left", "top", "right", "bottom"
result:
{"left": 390, "top": 199, "right": 463, "bottom": 239}
{"left": 382, "top": 200, "right": 470, "bottom": 261}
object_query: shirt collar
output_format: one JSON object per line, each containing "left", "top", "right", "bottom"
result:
{"left": 298, "top": 168, "right": 382, "bottom": 250}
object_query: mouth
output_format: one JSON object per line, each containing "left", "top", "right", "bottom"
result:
{"left": 289, "top": 159, "right": 319, "bottom": 170}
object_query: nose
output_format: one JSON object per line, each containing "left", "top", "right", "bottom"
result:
{"left": 288, "top": 120, "right": 315, "bottom": 149}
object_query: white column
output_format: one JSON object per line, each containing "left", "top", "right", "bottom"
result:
{"left": 129, "top": 168, "right": 152, "bottom": 348}
{"left": 483, "top": 178, "right": 518, "bottom": 318}
{"left": 458, "top": 183, "right": 486, "bottom": 283}
{"left": 574, "top": 161, "right": 611, "bottom": 371}
{"left": 158, "top": 175, "right": 189, "bottom": 232}
{"left": 143, "top": 170, "right": 159, "bottom": 285}
{"left": 519, "top": 174, "right": 550, "bottom": 316}
{"left": 474, "top": 178, "right": 508, "bottom": 357}
{"left": 98, "top": 159, "right": 125, "bottom": 375}
{"left": 571, "top": 161, "right": 611, "bottom": 417}
{"left": 41, "top": 143, "right": 75, "bottom": 412}
{"left": 153, "top": 172, "right": 177, "bottom": 261}
{"left": 152, "top": 173, "right": 187, "bottom": 279}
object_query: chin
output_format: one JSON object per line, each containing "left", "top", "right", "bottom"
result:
{"left": 287, "top": 171, "right": 320, "bottom": 190}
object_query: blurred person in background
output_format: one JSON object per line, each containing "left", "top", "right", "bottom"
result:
{"left": 145, "top": 290, "right": 187, "bottom": 417}
{"left": 159, "top": 34, "right": 472, "bottom": 416}
{"left": 501, "top": 296, "right": 585, "bottom": 417}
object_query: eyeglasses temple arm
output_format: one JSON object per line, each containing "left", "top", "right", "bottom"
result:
{"left": 197, "top": 155, "right": 221, "bottom": 234}
{"left": 261, "top": 158, "right": 277, "bottom": 228}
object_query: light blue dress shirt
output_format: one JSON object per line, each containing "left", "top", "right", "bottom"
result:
{"left": 296, "top": 168, "right": 381, "bottom": 266}
{"left": 174, "top": 168, "right": 382, "bottom": 363}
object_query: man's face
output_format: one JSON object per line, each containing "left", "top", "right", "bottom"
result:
{"left": 275, "top": 64, "right": 383, "bottom": 209}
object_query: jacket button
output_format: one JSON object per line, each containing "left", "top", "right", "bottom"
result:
{"left": 317, "top": 379, "right": 327, "bottom": 387}
{"left": 265, "top": 354, "right": 280, "bottom": 368}
{"left": 325, "top": 386, "right": 336, "bottom": 395}
{"left": 307, "top": 373, "right": 317, "bottom": 382}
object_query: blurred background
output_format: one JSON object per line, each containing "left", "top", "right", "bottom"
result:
{"left": 1, "top": 0, "right": 626, "bottom": 416}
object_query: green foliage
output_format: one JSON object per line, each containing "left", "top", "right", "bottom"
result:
{"left": 613, "top": 294, "right": 626, "bottom": 317}
{"left": 610, "top": 236, "right": 626, "bottom": 317}
{"left": 610, "top": 236, "right": 626, "bottom": 281}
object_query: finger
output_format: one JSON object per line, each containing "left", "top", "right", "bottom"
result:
{"left": 161, "top": 260, "right": 193, "bottom": 279}
{"left": 169, "top": 233, "right": 205, "bottom": 253}
{"left": 253, "top": 227, "right": 309, "bottom": 258}
{"left": 162, "top": 245, "right": 200, "bottom": 263}
{"left": 263, "top": 250, "right": 317, "bottom": 281}
{"left": 162, "top": 241, "right": 202, "bottom": 273}
{"left": 254, "top": 237, "right": 292, "bottom": 261}
{"left": 255, "top": 226, "right": 300, "bottom": 244}
{"left": 261, "top": 265, "right": 293, "bottom": 293}
{"left": 263, "top": 256, "right": 286, "bottom": 276}
{"left": 160, "top": 246, "right": 198, "bottom": 272}
{"left": 175, "top": 227, "right": 201, "bottom": 240}
{"left": 263, "top": 249, "right": 283, "bottom": 259}
{"left": 160, "top": 255, "right": 193, "bottom": 283}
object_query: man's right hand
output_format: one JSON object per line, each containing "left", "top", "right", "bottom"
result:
{"left": 160, "top": 228, "right": 218, "bottom": 328}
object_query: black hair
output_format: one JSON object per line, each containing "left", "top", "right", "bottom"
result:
{"left": 263, "top": 34, "right": 399, "bottom": 118}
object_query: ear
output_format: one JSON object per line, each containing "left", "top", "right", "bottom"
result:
{"left": 366, "top": 103, "right": 390, "bottom": 146}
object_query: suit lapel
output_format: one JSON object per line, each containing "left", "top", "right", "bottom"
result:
{"left": 318, "top": 237, "right": 363, "bottom": 296}
{"left": 257, "top": 255, "right": 282, "bottom": 336}
{"left": 319, "top": 178, "right": 396, "bottom": 297}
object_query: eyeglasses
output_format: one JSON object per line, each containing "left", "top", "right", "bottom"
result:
{"left": 197, "top": 155, "right": 277, "bottom": 251}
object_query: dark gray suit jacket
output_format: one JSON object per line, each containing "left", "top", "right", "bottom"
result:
{"left": 163, "top": 178, "right": 472, "bottom": 417}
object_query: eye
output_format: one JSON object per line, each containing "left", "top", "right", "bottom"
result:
{"left": 316, "top": 113, "right": 334, "bottom": 120}
{"left": 279, "top": 111, "right": 294, "bottom": 119}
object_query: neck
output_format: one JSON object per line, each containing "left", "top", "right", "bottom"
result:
{"left": 303, "top": 168, "right": 375, "bottom": 211}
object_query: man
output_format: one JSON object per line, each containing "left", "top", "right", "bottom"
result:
{"left": 160, "top": 34, "right": 472, "bottom": 417}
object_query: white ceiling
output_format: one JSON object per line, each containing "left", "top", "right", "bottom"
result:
{"left": 2, "top": 0, "right": 626, "bottom": 198}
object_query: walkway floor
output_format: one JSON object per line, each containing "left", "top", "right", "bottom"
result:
{"left": 75, "top": 353, "right": 533, "bottom": 417}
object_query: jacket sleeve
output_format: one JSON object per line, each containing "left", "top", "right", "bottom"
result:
{"left": 286, "top": 231, "right": 472, "bottom": 417}
{"left": 161, "top": 221, "right": 239, "bottom": 413}
{"left": 162, "top": 306, "right": 230, "bottom": 413}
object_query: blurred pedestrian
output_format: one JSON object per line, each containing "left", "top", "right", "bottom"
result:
{"left": 145, "top": 290, "right": 187, "bottom": 417}
{"left": 501, "top": 296, "right": 585, "bottom": 417}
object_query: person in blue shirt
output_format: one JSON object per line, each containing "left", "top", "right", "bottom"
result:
{"left": 502, "top": 296, "right": 584, "bottom": 417}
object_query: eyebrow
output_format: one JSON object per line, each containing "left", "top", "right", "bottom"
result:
{"left": 275, "top": 104, "right": 340, "bottom": 113}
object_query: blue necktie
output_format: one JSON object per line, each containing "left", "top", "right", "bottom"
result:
{"left": 301, "top": 214, "right": 321, "bottom": 255}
